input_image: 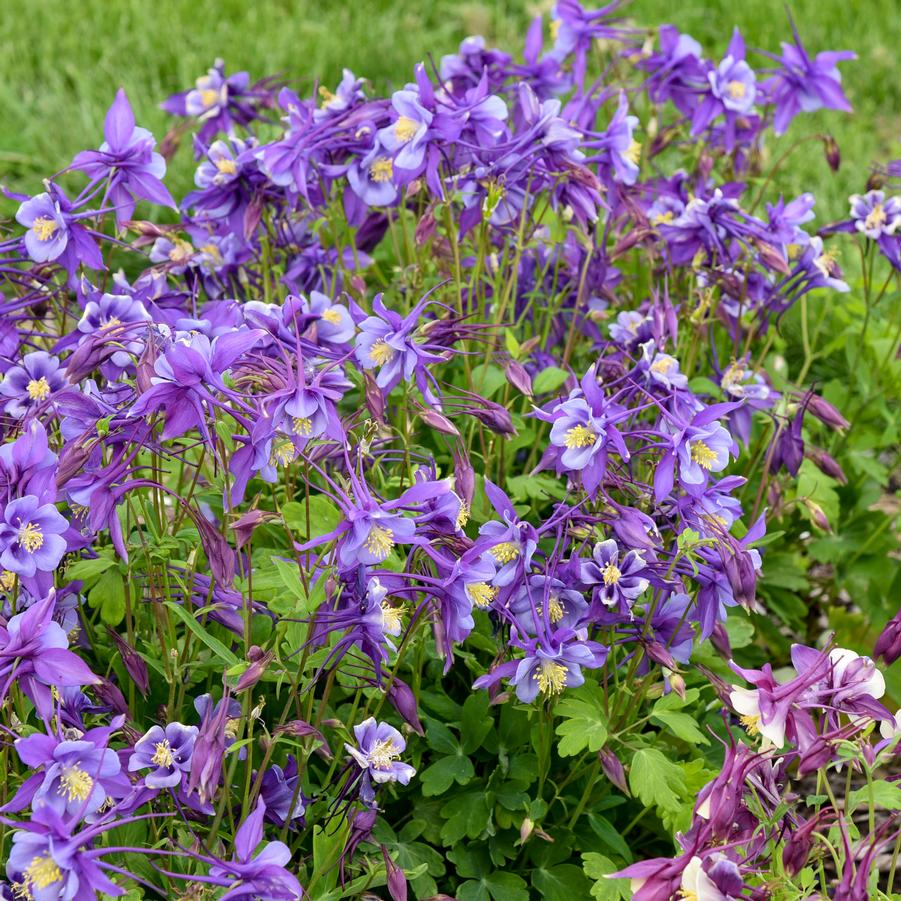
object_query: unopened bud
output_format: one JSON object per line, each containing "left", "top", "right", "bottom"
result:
{"left": 821, "top": 134, "right": 841, "bottom": 172}
{"left": 519, "top": 817, "right": 534, "bottom": 844}
{"left": 805, "top": 445, "right": 847, "bottom": 484}
{"left": 505, "top": 360, "right": 533, "bottom": 397}
{"left": 805, "top": 394, "right": 849, "bottom": 431}
{"left": 598, "top": 748, "right": 629, "bottom": 795}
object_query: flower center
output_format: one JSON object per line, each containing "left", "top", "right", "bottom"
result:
{"left": 865, "top": 203, "right": 886, "bottom": 231}
{"left": 534, "top": 661, "right": 568, "bottom": 696}
{"left": 215, "top": 157, "right": 237, "bottom": 175}
{"left": 394, "top": 116, "right": 420, "bottom": 143}
{"left": 690, "top": 440, "right": 719, "bottom": 470}
{"left": 564, "top": 424, "right": 596, "bottom": 449}
{"left": 292, "top": 417, "right": 312, "bottom": 436}
{"left": 727, "top": 79, "right": 746, "bottom": 99}
{"left": 17, "top": 522, "right": 44, "bottom": 553}
{"left": 651, "top": 356, "right": 675, "bottom": 375}
{"left": 168, "top": 238, "right": 194, "bottom": 263}
{"left": 24, "top": 854, "right": 62, "bottom": 890}
{"left": 364, "top": 526, "right": 395, "bottom": 560}
{"left": 380, "top": 601, "right": 403, "bottom": 633}
{"left": 26, "top": 377, "right": 51, "bottom": 401}
{"left": 58, "top": 764, "right": 94, "bottom": 803}
{"left": 271, "top": 440, "right": 295, "bottom": 467}
{"left": 200, "top": 88, "right": 220, "bottom": 108}
{"left": 814, "top": 249, "right": 838, "bottom": 277}
{"left": 0, "top": 570, "right": 15, "bottom": 591}
{"left": 32, "top": 217, "right": 59, "bottom": 242}
{"left": 369, "top": 158, "right": 394, "bottom": 183}
{"left": 601, "top": 561, "right": 621, "bottom": 586}
{"left": 368, "top": 738, "right": 401, "bottom": 770}
{"left": 624, "top": 139, "right": 642, "bottom": 165}
{"left": 152, "top": 739, "right": 174, "bottom": 768}
{"left": 321, "top": 308, "right": 342, "bottom": 324}
{"left": 490, "top": 541, "right": 520, "bottom": 564}
{"left": 467, "top": 581, "right": 497, "bottom": 608}
{"left": 652, "top": 210, "right": 675, "bottom": 226}
{"left": 678, "top": 891, "right": 699, "bottom": 901}
{"left": 455, "top": 502, "right": 469, "bottom": 530}
{"left": 369, "top": 339, "right": 395, "bottom": 365}
{"left": 740, "top": 713, "right": 760, "bottom": 737}
{"left": 539, "top": 595, "right": 565, "bottom": 624}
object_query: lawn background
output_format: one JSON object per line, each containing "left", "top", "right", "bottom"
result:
{"left": 3, "top": 0, "right": 900, "bottom": 219}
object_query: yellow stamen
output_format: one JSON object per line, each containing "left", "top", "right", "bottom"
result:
{"left": 467, "top": 582, "right": 497, "bottom": 608}
{"left": 364, "top": 526, "right": 395, "bottom": 560}
{"left": 814, "top": 249, "right": 838, "bottom": 278}
{"left": 168, "top": 238, "right": 194, "bottom": 263}
{"left": 394, "top": 116, "right": 420, "bottom": 143}
{"left": 865, "top": 203, "right": 886, "bottom": 231}
{"left": 368, "top": 738, "right": 401, "bottom": 770}
{"left": 651, "top": 356, "right": 675, "bottom": 375}
{"left": 538, "top": 595, "right": 565, "bottom": 624}
{"left": 624, "top": 139, "right": 642, "bottom": 166}
{"left": 199, "top": 88, "right": 219, "bottom": 108}
{"left": 740, "top": 713, "right": 760, "bottom": 736}
{"left": 58, "top": 765, "right": 94, "bottom": 803}
{"left": 601, "top": 561, "right": 621, "bottom": 586}
{"left": 215, "top": 157, "right": 237, "bottom": 176}
{"left": 26, "top": 377, "right": 51, "bottom": 401}
{"left": 564, "top": 424, "right": 596, "bottom": 449}
{"left": 200, "top": 243, "right": 221, "bottom": 263}
{"left": 151, "top": 739, "right": 174, "bottom": 768}
{"left": 0, "top": 570, "right": 16, "bottom": 591}
{"left": 690, "top": 440, "right": 719, "bottom": 470}
{"left": 534, "top": 661, "right": 568, "bottom": 696}
{"left": 455, "top": 501, "right": 470, "bottom": 530}
{"left": 490, "top": 542, "right": 519, "bottom": 564}
{"left": 720, "top": 360, "right": 745, "bottom": 391}
{"left": 292, "top": 417, "right": 312, "bottom": 436}
{"left": 678, "top": 891, "right": 699, "bottom": 901}
{"left": 652, "top": 210, "right": 675, "bottom": 226}
{"left": 17, "top": 522, "right": 44, "bottom": 554}
{"left": 24, "top": 855, "right": 62, "bottom": 890}
{"left": 369, "top": 339, "right": 395, "bottom": 365}
{"left": 380, "top": 601, "right": 404, "bottom": 633}
{"left": 369, "top": 158, "right": 394, "bottom": 183}
{"left": 321, "top": 308, "right": 342, "bottom": 325}
{"left": 727, "top": 80, "right": 746, "bottom": 100}
{"left": 32, "top": 217, "right": 59, "bottom": 242}
{"left": 271, "top": 440, "right": 295, "bottom": 467}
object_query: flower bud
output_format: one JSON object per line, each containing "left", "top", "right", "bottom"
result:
{"left": 107, "top": 628, "right": 150, "bottom": 696}
{"left": 802, "top": 498, "right": 832, "bottom": 533}
{"left": 783, "top": 815, "right": 820, "bottom": 876}
{"left": 875, "top": 610, "right": 901, "bottom": 665}
{"left": 386, "top": 677, "right": 424, "bottom": 736}
{"left": 804, "top": 445, "right": 847, "bottom": 484}
{"left": 598, "top": 748, "right": 629, "bottom": 795}
{"left": 821, "top": 134, "right": 841, "bottom": 172}
{"left": 505, "top": 360, "right": 533, "bottom": 397}
{"left": 235, "top": 648, "right": 274, "bottom": 692}
{"left": 364, "top": 372, "right": 386, "bottom": 423}
{"left": 519, "top": 817, "right": 534, "bottom": 844}
{"left": 805, "top": 393, "right": 849, "bottom": 431}
{"left": 419, "top": 407, "right": 460, "bottom": 436}
{"left": 381, "top": 845, "right": 408, "bottom": 901}
{"left": 644, "top": 640, "right": 677, "bottom": 671}
{"left": 710, "top": 622, "right": 732, "bottom": 658}
{"left": 453, "top": 446, "right": 475, "bottom": 507}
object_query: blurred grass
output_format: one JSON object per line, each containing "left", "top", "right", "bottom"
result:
{"left": 1, "top": 0, "right": 899, "bottom": 219}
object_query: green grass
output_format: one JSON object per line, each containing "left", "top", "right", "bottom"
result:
{"left": 2, "top": 0, "right": 899, "bottom": 219}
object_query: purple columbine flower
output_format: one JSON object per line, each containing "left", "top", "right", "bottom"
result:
{"left": 762, "top": 24, "right": 855, "bottom": 135}
{"left": 0, "top": 351, "right": 66, "bottom": 419}
{"left": 378, "top": 89, "right": 433, "bottom": 173}
{"left": 346, "top": 717, "right": 415, "bottom": 807}
{"left": 14, "top": 193, "right": 70, "bottom": 263}
{"left": 580, "top": 539, "right": 649, "bottom": 609}
{"left": 347, "top": 143, "right": 398, "bottom": 208}
{"left": 259, "top": 757, "right": 306, "bottom": 828}
{"left": 848, "top": 190, "right": 901, "bottom": 240}
{"left": 71, "top": 88, "right": 175, "bottom": 223}
{"left": 302, "top": 291, "right": 355, "bottom": 345}
{"left": 0, "top": 495, "right": 68, "bottom": 579}
{"left": 206, "top": 798, "right": 303, "bottom": 900}
{"left": 475, "top": 633, "right": 607, "bottom": 703}
{"left": 14, "top": 732, "right": 121, "bottom": 819}
{"left": 509, "top": 574, "right": 588, "bottom": 636}
{"left": 0, "top": 592, "right": 100, "bottom": 719}
{"left": 128, "top": 722, "right": 198, "bottom": 789}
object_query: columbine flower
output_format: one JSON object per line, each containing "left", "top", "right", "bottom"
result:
{"left": 206, "top": 799, "right": 303, "bottom": 899}
{"left": 849, "top": 190, "right": 901, "bottom": 240}
{"left": 762, "top": 24, "right": 855, "bottom": 135}
{"left": 128, "top": 722, "right": 198, "bottom": 789}
{"left": 345, "top": 717, "right": 415, "bottom": 807}
{"left": 14, "top": 730, "right": 121, "bottom": 819}
{"left": 474, "top": 634, "right": 607, "bottom": 703}
{"left": 580, "top": 539, "right": 649, "bottom": 609}
{"left": 15, "top": 193, "right": 70, "bottom": 263}
{"left": 71, "top": 88, "right": 175, "bottom": 223}
{"left": 0, "top": 495, "right": 68, "bottom": 579}
{"left": 0, "top": 351, "right": 66, "bottom": 419}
